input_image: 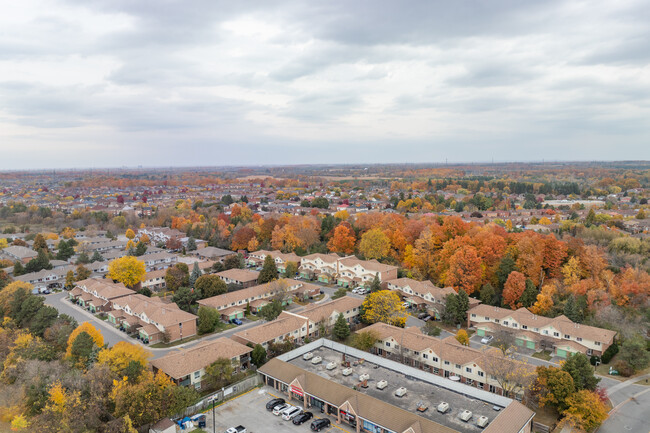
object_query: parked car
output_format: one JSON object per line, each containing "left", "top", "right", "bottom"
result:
{"left": 292, "top": 412, "right": 313, "bottom": 425}
{"left": 310, "top": 419, "right": 331, "bottom": 432}
{"left": 422, "top": 315, "right": 432, "bottom": 322}
{"left": 231, "top": 318, "right": 243, "bottom": 325}
{"left": 273, "top": 403, "right": 289, "bottom": 415}
{"left": 281, "top": 406, "right": 302, "bottom": 421}
{"left": 225, "top": 426, "right": 246, "bottom": 433}
{"left": 480, "top": 335, "right": 494, "bottom": 344}
{"left": 266, "top": 398, "right": 285, "bottom": 411}
{"left": 417, "top": 312, "right": 428, "bottom": 320}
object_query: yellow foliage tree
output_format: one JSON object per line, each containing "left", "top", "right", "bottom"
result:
{"left": 361, "top": 290, "right": 407, "bottom": 327}
{"left": 0, "top": 281, "right": 33, "bottom": 316}
{"left": 359, "top": 228, "right": 391, "bottom": 260}
{"left": 530, "top": 283, "right": 556, "bottom": 315}
{"left": 97, "top": 341, "right": 151, "bottom": 376}
{"left": 125, "top": 240, "right": 135, "bottom": 251}
{"left": 10, "top": 414, "right": 29, "bottom": 431}
{"left": 562, "top": 390, "right": 609, "bottom": 432}
{"left": 562, "top": 256, "right": 583, "bottom": 286}
{"left": 108, "top": 256, "right": 146, "bottom": 288}
{"left": 539, "top": 217, "right": 551, "bottom": 225}
{"left": 125, "top": 229, "right": 135, "bottom": 240}
{"left": 0, "top": 238, "right": 8, "bottom": 249}
{"left": 65, "top": 322, "right": 104, "bottom": 358}
{"left": 334, "top": 210, "right": 349, "bottom": 220}
{"left": 247, "top": 237, "right": 259, "bottom": 252}
{"left": 139, "top": 233, "right": 150, "bottom": 245}
{"left": 60, "top": 227, "right": 76, "bottom": 239}
{"left": 455, "top": 329, "right": 469, "bottom": 346}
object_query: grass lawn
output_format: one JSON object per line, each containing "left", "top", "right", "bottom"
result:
{"left": 532, "top": 350, "right": 552, "bottom": 361}
{"left": 150, "top": 334, "right": 203, "bottom": 348}
{"left": 245, "top": 314, "right": 260, "bottom": 321}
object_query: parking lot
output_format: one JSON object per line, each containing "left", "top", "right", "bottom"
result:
{"left": 206, "top": 386, "right": 356, "bottom": 433}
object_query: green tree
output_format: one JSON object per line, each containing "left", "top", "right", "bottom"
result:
{"left": 77, "top": 252, "right": 90, "bottom": 264}
{"left": 205, "top": 357, "right": 234, "bottom": 388}
{"left": 519, "top": 279, "right": 537, "bottom": 308}
{"left": 12, "top": 260, "right": 25, "bottom": 276}
{"left": 25, "top": 249, "right": 52, "bottom": 273}
{"left": 443, "top": 289, "right": 469, "bottom": 325}
{"left": 562, "top": 352, "right": 600, "bottom": 391}
{"left": 251, "top": 344, "right": 267, "bottom": 367}
{"left": 134, "top": 242, "right": 147, "bottom": 256}
{"left": 284, "top": 261, "right": 298, "bottom": 278}
{"left": 496, "top": 254, "right": 516, "bottom": 290}
{"left": 618, "top": 335, "right": 650, "bottom": 372}
{"left": 370, "top": 274, "right": 381, "bottom": 292}
{"left": 69, "top": 331, "right": 96, "bottom": 367}
{"left": 333, "top": 313, "right": 351, "bottom": 341}
{"left": 197, "top": 306, "right": 219, "bottom": 334}
{"left": 189, "top": 262, "right": 201, "bottom": 287}
{"left": 257, "top": 255, "right": 278, "bottom": 284}
{"left": 563, "top": 295, "right": 583, "bottom": 323}
{"left": 351, "top": 330, "right": 379, "bottom": 351}
{"left": 75, "top": 264, "right": 91, "bottom": 281}
{"left": 194, "top": 274, "right": 227, "bottom": 299}
{"left": 311, "top": 197, "right": 329, "bottom": 209}
{"left": 90, "top": 250, "right": 104, "bottom": 262}
{"left": 259, "top": 299, "right": 283, "bottom": 321}
{"left": 56, "top": 240, "right": 75, "bottom": 261}
{"left": 224, "top": 254, "right": 243, "bottom": 270}
{"left": 172, "top": 287, "right": 195, "bottom": 312}
{"left": 585, "top": 208, "right": 596, "bottom": 226}
{"left": 332, "top": 286, "right": 348, "bottom": 300}
{"left": 186, "top": 237, "right": 197, "bottom": 251}
{"left": 480, "top": 283, "right": 497, "bottom": 306}
{"left": 535, "top": 366, "right": 575, "bottom": 411}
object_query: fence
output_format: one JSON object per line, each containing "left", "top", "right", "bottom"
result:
{"left": 532, "top": 421, "right": 551, "bottom": 433}
{"left": 175, "top": 374, "right": 263, "bottom": 418}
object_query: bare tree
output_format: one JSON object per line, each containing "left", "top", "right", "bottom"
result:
{"left": 492, "top": 328, "right": 516, "bottom": 355}
{"left": 479, "top": 348, "right": 536, "bottom": 401}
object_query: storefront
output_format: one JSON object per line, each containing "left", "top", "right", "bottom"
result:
{"left": 362, "top": 420, "right": 393, "bottom": 433}
{"left": 290, "top": 384, "right": 304, "bottom": 401}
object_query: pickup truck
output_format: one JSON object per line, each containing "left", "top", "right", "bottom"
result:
{"left": 225, "top": 426, "right": 246, "bottom": 433}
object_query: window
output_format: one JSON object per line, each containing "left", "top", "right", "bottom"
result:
{"left": 466, "top": 379, "right": 474, "bottom": 386}
{"left": 484, "top": 317, "right": 490, "bottom": 321}
{"left": 512, "top": 323, "right": 518, "bottom": 328}
{"left": 577, "top": 337, "right": 582, "bottom": 342}
{"left": 543, "top": 330, "right": 549, "bottom": 335}
{"left": 432, "top": 356, "right": 439, "bottom": 362}
{"left": 478, "top": 371, "right": 484, "bottom": 377}
{"left": 471, "top": 314, "right": 476, "bottom": 318}
{"left": 444, "top": 361, "right": 450, "bottom": 365}
{"left": 503, "top": 321, "right": 509, "bottom": 326}
{"left": 495, "top": 319, "right": 500, "bottom": 323}
{"left": 595, "top": 341, "right": 601, "bottom": 346}
{"left": 394, "top": 345, "right": 400, "bottom": 350}
{"left": 194, "top": 371, "right": 200, "bottom": 379}
{"left": 564, "top": 334, "right": 570, "bottom": 339}
{"left": 414, "top": 351, "right": 419, "bottom": 356}
{"left": 423, "top": 354, "right": 428, "bottom": 359}
{"left": 386, "top": 342, "right": 391, "bottom": 347}
{"left": 433, "top": 367, "right": 439, "bottom": 374}
{"left": 455, "top": 364, "right": 461, "bottom": 369}
{"left": 522, "top": 325, "right": 528, "bottom": 330}
{"left": 553, "top": 332, "right": 560, "bottom": 337}
{"left": 465, "top": 367, "right": 472, "bottom": 373}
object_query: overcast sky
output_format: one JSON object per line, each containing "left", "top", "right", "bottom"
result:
{"left": 1, "top": 0, "right": 649, "bottom": 169}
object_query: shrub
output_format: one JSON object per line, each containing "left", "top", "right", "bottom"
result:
{"left": 613, "top": 360, "right": 634, "bottom": 377}
{"left": 590, "top": 355, "right": 600, "bottom": 366}
{"left": 601, "top": 342, "right": 618, "bottom": 364}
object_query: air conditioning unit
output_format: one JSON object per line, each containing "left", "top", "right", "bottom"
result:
{"left": 359, "top": 373, "right": 370, "bottom": 381}
{"left": 437, "top": 402, "right": 449, "bottom": 414}
{"left": 311, "top": 356, "right": 322, "bottom": 364}
{"left": 342, "top": 368, "right": 353, "bottom": 376}
{"left": 376, "top": 380, "right": 388, "bottom": 390}
{"left": 476, "top": 416, "right": 489, "bottom": 428}
{"left": 459, "top": 410, "right": 472, "bottom": 422}
{"left": 394, "top": 387, "right": 407, "bottom": 397}
{"left": 303, "top": 352, "right": 314, "bottom": 360}
{"left": 326, "top": 362, "right": 337, "bottom": 370}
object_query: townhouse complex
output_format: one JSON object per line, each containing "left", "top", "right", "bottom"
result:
{"left": 299, "top": 253, "right": 398, "bottom": 287}
{"left": 467, "top": 305, "right": 617, "bottom": 358}
{"left": 386, "top": 278, "right": 479, "bottom": 319}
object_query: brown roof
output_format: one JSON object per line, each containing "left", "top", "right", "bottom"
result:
{"left": 75, "top": 277, "right": 135, "bottom": 300}
{"left": 217, "top": 268, "right": 260, "bottom": 283}
{"left": 338, "top": 257, "right": 398, "bottom": 274}
{"left": 482, "top": 401, "right": 534, "bottom": 433}
{"left": 299, "top": 296, "right": 363, "bottom": 323}
{"left": 233, "top": 312, "right": 307, "bottom": 345}
{"left": 197, "top": 278, "right": 302, "bottom": 310}
{"left": 259, "top": 359, "right": 459, "bottom": 433}
{"left": 151, "top": 337, "right": 252, "bottom": 379}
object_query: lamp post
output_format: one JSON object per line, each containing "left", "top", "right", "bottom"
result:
{"left": 212, "top": 397, "right": 216, "bottom": 433}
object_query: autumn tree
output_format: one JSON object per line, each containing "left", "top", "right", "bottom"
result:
{"left": 445, "top": 245, "right": 483, "bottom": 295}
{"left": 97, "top": 341, "right": 151, "bottom": 378}
{"left": 351, "top": 330, "right": 380, "bottom": 351}
{"left": 361, "top": 290, "right": 407, "bottom": 327}
{"left": 502, "top": 271, "right": 526, "bottom": 309}
{"left": 562, "top": 390, "right": 609, "bottom": 432}
{"left": 455, "top": 329, "right": 469, "bottom": 346}
{"left": 479, "top": 348, "right": 536, "bottom": 400}
{"left": 231, "top": 226, "right": 256, "bottom": 251}
{"left": 164, "top": 263, "right": 189, "bottom": 291}
{"left": 108, "top": 256, "right": 146, "bottom": 288}
{"left": 327, "top": 223, "right": 357, "bottom": 254}
{"left": 359, "top": 228, "right": 391, "bottom": 260}
{"left": 66, "top": 322, "right": 104, "bottom": 359}
{"left": 33, "top": 233, "right": 48, "bottom": 252}
{"left": 125, "top": 229, "right": 135, "bottom": 240}
{"left": 534, "top": 366, "right": 575, "bottom": 411}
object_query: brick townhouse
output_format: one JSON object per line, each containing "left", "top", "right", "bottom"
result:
{"left": 387, "top": 278, "right": 480, "bottom": 319}
{"left": 69, "top": 278, "right": 135, "bottom": 313}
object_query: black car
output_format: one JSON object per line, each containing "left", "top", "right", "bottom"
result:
{"left": 310, "top": 418, "right": 331, "bottom": 432}
{"left": 292, "top": 412, "right": 313, "bottom": 425}
{"left": 266, "top": 398, "right": 285, "bottom": 411}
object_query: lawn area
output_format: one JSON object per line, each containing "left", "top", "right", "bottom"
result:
{"left": 150, "top": 334, "right": 203, "bottom": 348}
{"left": 245, "top": 314, "right": 260, "bottom": 321}
{"left": 532, "top": 405, "right": 560, "bottom": 430}
{"left": 532, "top": 350, "right": 552, "bottom": 361}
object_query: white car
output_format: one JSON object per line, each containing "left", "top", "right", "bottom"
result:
{"left": 273, "top": 403, "right": 289, "bottom": 415}
{"left": 480, "top": 335, "right": 494, "bottom": 344}
{"left": 281, "top": 406, "right": 302, "bottom": 421}
{"left": 225, "top": 427, "right": 246, "bottom": 433}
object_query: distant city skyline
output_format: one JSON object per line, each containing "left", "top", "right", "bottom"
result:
{"left": 1, "top": 0, "right": 649, "bottom": 169}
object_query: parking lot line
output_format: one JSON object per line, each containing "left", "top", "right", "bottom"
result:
{"left": 265, "top": 391, "right": 352, "bottom": 433}
{"left": 202, "top": 387, "right": 258, "bottom": 413}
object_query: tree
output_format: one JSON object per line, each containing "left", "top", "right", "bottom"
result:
{"left": 108, "top": 256, "right": 146, "bottom": 288}
{"left": 66, "top": 322, "right": 104, "bottom": 359}
{"left": 351, "top": 330, "right": 379, "bottom": 351}
{"left": 251, "top": 343, "right": 267, "bottom": 367}
{"left": 69, "top": 331, "right": 96, "bottom": 367}
{"left": 370, "top": 274, "right": 381, "bottom": 292}
{"left": 455, "top": 329, "right": 469, "bottom": 346}
{"left": 224, "top": 253, "right": 244, "bottom": 270}
{"left": 172, "top": 287, "right": 195, "bottom": 312}
{"left": 195, "top": 274, "right": 227, "bottom": 299}
{"left": 618, "top": 334, "right": 650, "bottom": 372}
{"left": 332, "top": 286, "right": 348, "bottom": 300}
{"left": 502, "top": 271, "right": 526, "bottom": 309}
{"left": 12, "top": 260, "right": 24, "bottom": 276}
{"left": 284, "top": 261, "right": 298, "bottom": 278}
{"left": 164, "top": 264, "right": 189, "bottom": 291}
{"left": 197, "top": 306, "right": 219, "bottom": 334}
{"left": 311, "top": 197, "right": 329, "bottom": 209}
{"left": 480, "top": 283, "right": 497, "bottom": 306}
{"left": 90, "top": 250, "right": 104, "bottom": 262}
{"left": 186, "top": 237, "right": 197, "bottom": 251}
{"left": 125, "top": 229, "right": 135, "bottom": 240}
{"left": 563, "top": 295, "right": 582, "bottom": 323}
{"left": 359, "top": 228, "right": 391, "bottom": 260}
{"left": 206, "top": 357, "right": 235, "bottom": 388}
{"left": 445, "top": 245, "right": 483, "bottom": 295}
{"left": 534, "top": 366, "right": 575, "bottom": 411}
{"left": 134, "top": 241, "right": 147, "bottom": 256}
{"left": 257, "top": 255, "right": 278, "bottom": 284}
{"left": 189, "top": 262, "right": 201, "bottom": 287}
{"left": 519, "top": 278, "right": 537, "bottom": 308}
{"left": 76, "top": 251, "right": 90, "bottom": 264}
{"left": 327, "top": 223, "right": 357, "bottom": 254}
{"left": 25, "top": 249, "right": 52, "bottom": 273}
{"left": 423, "top": 322, "right": 442, "bottom": 336}
{"left": 97, "top": 341, "right": 151, "bottom": 378}
{"left": 562, "top": 352, "right": 600, "bottom": 391}
{"left": 442, "top": 289, "right": 469, "bottom": 325}
{"left": 479, "top": 348, "right": 536, "bottom": 399}
{"left": 562, "top": 390, "right": 609, "bottom": 432}
{"left": 492, "top": 328, "right": 516, "bottom": 355}
{"left": 75, "top": 264, "right": 91, "bottom": 282}
{"left": 259, "top": 299, "right": 283, "bottom": 321}
{"left": 56, "top": 240, "right": 75, "bottom": 261}
{"left": 333, "top": 313, "right": 351, "bottom": 341}
{"left": 496, "top": 254, "right": 517, "bottom": 289}
{"left": 361, "top": 290, "right": 407, "bottom": 327}
{"left": 111, "top": 371, "right": 198, "bottom": 429}
{"left": 33, "top": 233, "right": 48, "bottom": 252}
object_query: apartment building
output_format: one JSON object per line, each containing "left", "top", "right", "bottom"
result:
{"left": 467, "top": 305, "right": 617, "bottom": 358}
{"left": 108, "top": 294, "right": 198, "bottom": 343}
{"left": 299, "top": 253, "right": 340, "bottom": 282}
{"left": 150, "top": 338, "right": 252, "bottom": 389}
{"left": 2, "top": 245, "right": 38, "bottom": 263}
{"left": 140, "top": 251, "right": 178, "bottom": 272}
{"left": 387, "top": 278, "right": 480, "bottom": 319}
{"left": 247, "top": 250, "right": 301, "bottom": 272}
{"left": 337, "top": 257, "right": 398, "bottom": 288}
{"left": 365, "top": 322, "right": 534, "bottom": 398}
{"left": 137, "top": 227, "right": 184, "bottom": 245}
{"left": 216, "top": 268, "right": 260, "bottom": 288}
{"left": 69, "top": 278, "right": 135, "bottom": 313}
